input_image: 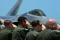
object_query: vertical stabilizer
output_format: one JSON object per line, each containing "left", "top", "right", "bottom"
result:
{"left": 7, "top": 0, "right": 22, "bottom": 16}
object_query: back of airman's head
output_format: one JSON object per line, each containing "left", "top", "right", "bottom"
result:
{"left": 31, "top": 20, "right": 43, "bottom": 32}
{"left": 4, "top": 20, "right": 12, "bottom": 27}
{"left": 31, "top": 20, "right": 41, "bottom": 27}
{"left": 46, "top": 18, "right": 57, "bottom": 30}
{"left": 4, "top": 20, "right": 12, "bottom": 24}
{"left": 4, "top": 20, "right": 15, "bottom": 29}
{"left": 48, "top": 18, "right": 56, "bottom": 24}
{"left": 18, "top": 16, "right": 27, "bottom": 24}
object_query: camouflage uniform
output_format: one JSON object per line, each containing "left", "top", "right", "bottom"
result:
{"left": 36, "top": 29, "right": 60, "bottom": 40}
{"left": 12, "top": 25, "right": 32, "bottom": 40}
{"left": 0, "top": 29, "right": 13, "bottom": 40}
{"left": 25, "top": 30, "right": 40, "bottom": 40}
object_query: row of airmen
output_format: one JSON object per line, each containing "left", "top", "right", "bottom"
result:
{"left": 0, "top": 16, "right": 60, "bottom": 40}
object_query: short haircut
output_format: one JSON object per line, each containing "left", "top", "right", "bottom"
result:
{"left": 31, "top": 20, "right": 40, "bottom": 27}
{"left": 4, "top": 20, "right": 12, "bottom": 24}
{"left": 18, "top": 16, "right": 27, "bottom": 24}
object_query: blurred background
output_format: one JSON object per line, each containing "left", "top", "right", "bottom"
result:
{"left": 0, "top": 0, "right": 60, "bottom": 23}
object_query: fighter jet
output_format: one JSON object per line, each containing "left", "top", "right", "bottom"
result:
{"left": 0, "top": 0, "right": 48, "bottom": 24}
{"left": 20, "top": 9, "right": 48, "bottom": 24}
{"left": 0, "top": 0, "right": 22, "bottom": 22}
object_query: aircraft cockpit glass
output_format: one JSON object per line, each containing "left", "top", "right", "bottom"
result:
{"left": 29, "top": 9, "right": 46, "bottom": 16}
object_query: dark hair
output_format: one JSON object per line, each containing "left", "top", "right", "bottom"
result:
{"left": 4, "top": 20, "right": 12, "bottom": 24}
{"left": 31, "top": 20, "right": 40, "bottom": 27}
{"left": 18, "top": 16, "right": 27, "bottom": 24}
